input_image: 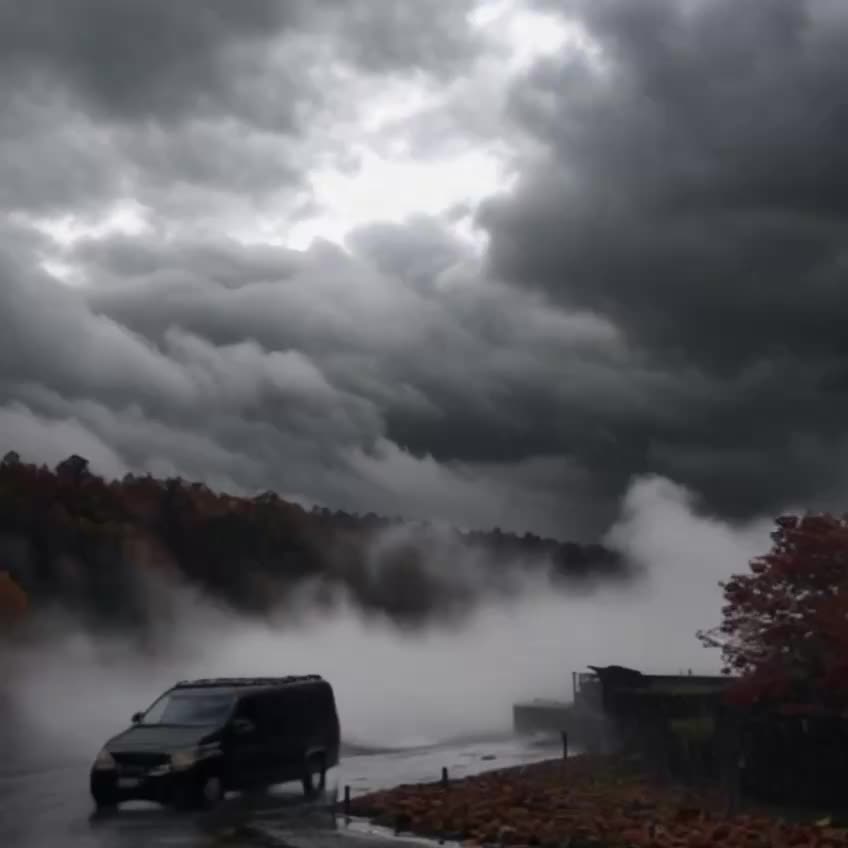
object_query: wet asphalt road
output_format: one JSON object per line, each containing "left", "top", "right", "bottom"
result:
{"left": 0, "top": 736, "right": 560, "bottom": 848}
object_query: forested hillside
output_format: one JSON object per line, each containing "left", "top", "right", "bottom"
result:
{"left": 0, "top": 451, "right": 629, "bottom": 632}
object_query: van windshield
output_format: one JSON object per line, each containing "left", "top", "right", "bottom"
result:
{"left": 140, "top": 691, "right": 234, "bottom": 727}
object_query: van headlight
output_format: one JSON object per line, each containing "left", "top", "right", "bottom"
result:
{"left": 93, "top": 749, "right": 116, "bottom": 771}
{"left": 171, "top": 749, "right": 199, "bottom": 771}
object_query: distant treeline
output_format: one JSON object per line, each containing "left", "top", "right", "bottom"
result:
{"left": 0, "top": 451, "right": 631, "bottom": 632}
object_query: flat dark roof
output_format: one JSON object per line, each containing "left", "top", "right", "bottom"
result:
{"left": 173, "top": 675, "right": 324, "bottom": 691}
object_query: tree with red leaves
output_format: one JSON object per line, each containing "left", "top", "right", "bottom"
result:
{"left": 0, "top": 570, "right": 27, "bottom": 627}
{"left": 698, "top": 514, "right": 848, "bottom": 708}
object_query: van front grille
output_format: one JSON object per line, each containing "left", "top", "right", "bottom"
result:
{"left": 113, "top": 752, "right": 170, "bottom": 774}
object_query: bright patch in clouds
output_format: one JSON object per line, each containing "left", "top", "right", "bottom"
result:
{"left": 470, "top": 0, "right": 591, "bottom": 70}
{"left": 21, "top": 200, "right": 151, "bottom": 247}
{"left": 287, "top": 147, "right": 511, "bottom": 251}
{"left": 39, "top": 257, "right": 78, "bottom": 285}
{"left": 359, "top": 77, "right": 445, "bottom": 137}
{"left": 15, "top": 0, "right": 589, "bottom": 268}
{"left": 17, "top": 201, "right": 153, "bottom": 285}
{"left": 279, "top": 1, "right": 594, "bottom": 253}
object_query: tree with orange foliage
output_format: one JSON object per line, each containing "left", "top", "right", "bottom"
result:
{"left": 0, "top": 570, "right": 28, "bottom": 627}
{"left": 699, "top": 514, "right": 848, "bottom": 708}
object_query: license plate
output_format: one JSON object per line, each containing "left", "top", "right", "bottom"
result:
{"left": 118, "top": 777, "right": 141, "bottom": 789}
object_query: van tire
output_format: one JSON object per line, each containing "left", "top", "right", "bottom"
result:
{"left": 174, "top": 773, "right": 224, "bottom": 811}
{"left": 92, "top": 790, "right": 118, "bottom": 812}
{"left": 301, "top": 754, "right": 326, "bottom": 798}
{"left": 199, "top": 774, "right": 225, "bottom": 808}
{"left": 172, "top": 784, "right": 195, "bottom": 811}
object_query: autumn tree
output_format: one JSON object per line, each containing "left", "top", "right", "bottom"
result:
{"left": 0, "top": 570, "right": 28, "bottom": 628}
{"left": 699, "top": 514, "right": 848, "bottom": 708}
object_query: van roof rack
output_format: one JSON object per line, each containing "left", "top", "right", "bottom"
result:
{"left": 174, "top": 675, "right": 324, "bottom": 689}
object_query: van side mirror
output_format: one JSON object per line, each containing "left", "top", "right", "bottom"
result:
{"left": 131, "top": 712, "right": 143, "bottom": 724}
{"left": 233, "top": 718, "right": 255, "bottom": 736}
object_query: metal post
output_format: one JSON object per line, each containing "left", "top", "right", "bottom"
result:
{"left": 441, "top": 766, "right": 449, "bottom": 788}
{"left": 561, "top": 731, "right": 569, "bottom": 759}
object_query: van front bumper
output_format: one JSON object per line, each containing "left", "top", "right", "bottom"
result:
{"left": 90, "top": 764, "right": 212, "bottom": 805}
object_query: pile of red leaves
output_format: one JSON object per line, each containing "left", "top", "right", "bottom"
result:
{"left": 348, "top": 755, "right": 848, "bottom": 848}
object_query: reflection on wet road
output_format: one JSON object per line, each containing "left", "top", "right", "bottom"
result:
{"left": 0, "top": 736, "right": 560, "bottom": 848}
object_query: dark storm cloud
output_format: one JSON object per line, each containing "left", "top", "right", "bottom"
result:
{"left": 0, "top": 0, "right": 485, "bottom": 134}
{"left": 74, "top": 221, "right": 630, "bottom": 461}
{"left": 313, "top": 0, "right": 482, "bottom": 76}
{"left": 346, "top": 216, "right": 469, "bottom": 288}
{"left": 1, "top": 0, "right": 636, "bottom": 540}
{"left": 486, "top": 0, "right": 848, "bottom": 367}
{"left": 0, "top": 0, "right": 480, "bottom": 124}
{"left": 477, "top": 0, "right": 848, "bottom": 517}
{"left": 0, "top": 230, "right": 384, "bottom": 488}
{"left": 0, "top": 243, "right": 192, "bottom": 409}
{"left": 0, "top": 90, "right": 123, "bottom": 214}
{"left": 8, "top": 0, "right": 848, "bottom": 540}
{"left": 0, "top": 0, "right": 305, "bottom": 214}
{"left": 74, "top": 233, "right": 306, "bottom": 288}
{"left": 0, "top": 0, "right": 304, "bottom": 125}
{"left": 0, "top": 0, "right": 483, "bottom": 217}
{"left": 0, "top": 216, "right": 629, "bottom": 537}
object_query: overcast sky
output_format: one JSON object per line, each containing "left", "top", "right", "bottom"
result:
{"left": 1, "top": 0, "right": 847, "bottom": 539}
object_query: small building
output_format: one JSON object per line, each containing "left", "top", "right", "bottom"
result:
{"left": 515, "top": 664, "right": 848, "bottom": 807}
{"left": 514, "top": 665, "right": 733, "bottom": 757}
{"left": 586, "top": 664, "right": 731, "bottom": 723}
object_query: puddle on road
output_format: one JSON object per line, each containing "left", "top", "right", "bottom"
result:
{"left": 255, "top": 816, "right": 464, "bottom": 848}
{"left": 3, "top": 735, "right": 562, "bottom": 848}
{"left": 343, "top": 817, "right": 462, "bottom": 846}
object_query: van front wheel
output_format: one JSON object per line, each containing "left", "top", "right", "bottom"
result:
{"left": 199, "top": 774, "right": 225, "bottom": 808}
{"left": 174, "top": 773, "right": 224, "bottom": 810}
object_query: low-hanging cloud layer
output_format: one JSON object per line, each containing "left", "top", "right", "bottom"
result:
{"left": 1, "top": 0, "right": 846, "bottom": 539}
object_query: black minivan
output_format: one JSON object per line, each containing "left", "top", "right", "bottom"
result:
{"left": 90, "top": 675, "right": 340, "bottom": 810}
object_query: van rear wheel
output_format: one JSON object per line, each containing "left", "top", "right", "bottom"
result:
{"left": 301, "top": 754, "right": 326, "bottom": 798}
{"left": 92, "top": 789, "right": 118, "bottom": 812}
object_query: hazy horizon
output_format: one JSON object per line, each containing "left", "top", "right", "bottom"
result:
{"left": 3, "top": 473, "right": 774, "bottom": 765}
